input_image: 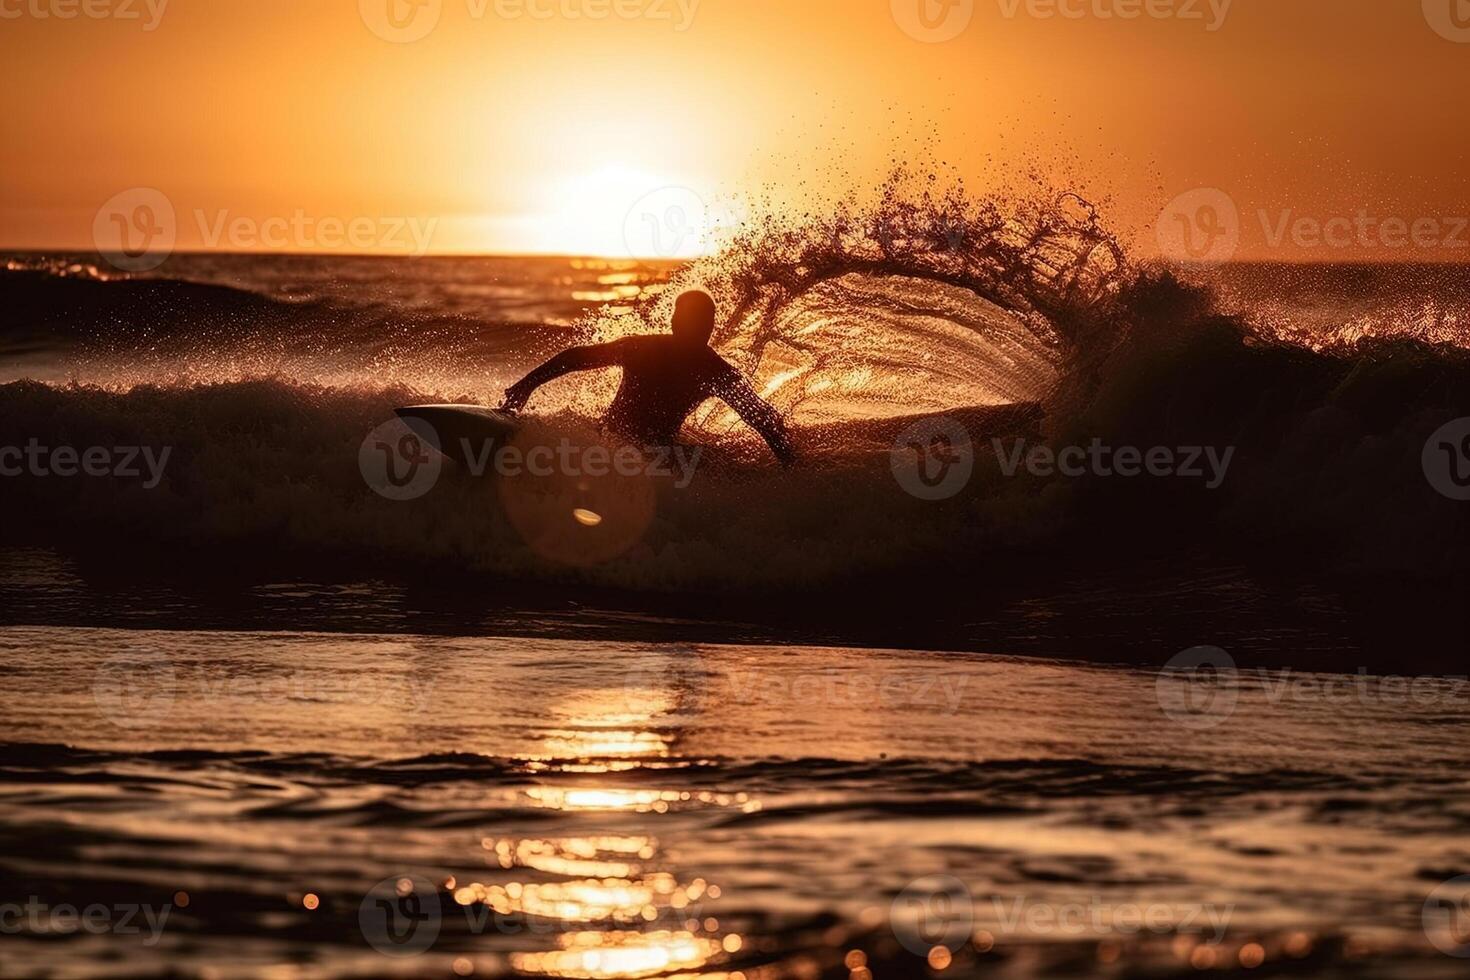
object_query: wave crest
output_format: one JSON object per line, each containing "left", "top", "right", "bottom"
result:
{"left": 570, "top": 176, "right": 1126, "bottom": 429}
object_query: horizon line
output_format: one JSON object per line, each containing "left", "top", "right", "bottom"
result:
{"left": 4, "top": 247, "right": 1470, "bottom": 267}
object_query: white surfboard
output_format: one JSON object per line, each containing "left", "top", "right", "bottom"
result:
{"left": 393, "top": 404, "right": 520, "bottom": 470}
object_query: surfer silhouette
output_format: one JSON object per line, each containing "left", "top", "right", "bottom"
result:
{"left": 501, "top": 290, "right": 796, "bottom": 466}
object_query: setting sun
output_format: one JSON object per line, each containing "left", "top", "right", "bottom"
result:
{"left": 542, "top": 166, "right": 703, "bottom": 257}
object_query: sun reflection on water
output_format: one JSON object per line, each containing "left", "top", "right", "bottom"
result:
{"left": 443, "top": 678, "right": 757, "bottom": 977}
{"left": 452, "top": 832, "right": 741, "bottom": 979}
{"left": 507, "top": 837, "right": 651, "bottom": 878}
{"left": 510, "top": 930, "right": 726, "bottom": 979}
{"left": 534, "top": 730, "right": 672, "bottom": 764}
{"left": 519, "top": 685, "right": 682, "bottom": 768}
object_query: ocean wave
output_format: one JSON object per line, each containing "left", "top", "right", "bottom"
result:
{"left": 5, "top": 184, "right": 1470, "bottom": 595}
{"left": 2, "top": 301, "right": 1469, "bottom": 598}
{"left": 0, "top": 262, "right": 571, "bottom": 392}
{"left": 0, "top": 741, "right": 1349, "bottom": 802}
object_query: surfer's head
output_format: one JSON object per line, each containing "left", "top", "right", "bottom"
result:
{"left": 671, "top": 290, "right": 716, "bottom": 346}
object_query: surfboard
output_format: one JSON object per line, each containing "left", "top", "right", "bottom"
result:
{"left": 393, "top": 404, "right": 520, "bottom": 470}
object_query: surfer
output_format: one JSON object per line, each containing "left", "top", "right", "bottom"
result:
{"left": 500, "top": 290, "right": 797, "bottom": 466}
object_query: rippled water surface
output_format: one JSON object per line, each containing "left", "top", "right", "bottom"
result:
{"left": 4, "top": 625, "right": 1470, "bottom": 978}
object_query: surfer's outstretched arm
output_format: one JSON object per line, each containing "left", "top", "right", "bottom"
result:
{"left": 502, "top": 340, "right": 627, "bottom": 411}
{"left": 714, "top": 369, "right": 797, "bottom": 467}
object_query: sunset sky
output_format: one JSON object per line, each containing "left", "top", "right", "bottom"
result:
{"left": 2, "top": 0, "right": 1466, "bottom": 259}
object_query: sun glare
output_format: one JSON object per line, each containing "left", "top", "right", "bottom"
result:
{"left": 541, "top": 166, "right": 716, "bottom": 259}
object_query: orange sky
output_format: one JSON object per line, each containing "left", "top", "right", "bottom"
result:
{"left": 2, "top": 0, "right": 1467, "bottom": 260}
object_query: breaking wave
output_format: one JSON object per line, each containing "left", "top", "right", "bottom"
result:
{"left": 4, "top": 178, "right": 1470, "bottom": 597}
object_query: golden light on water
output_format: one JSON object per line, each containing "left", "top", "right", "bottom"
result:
{"left": 1189, "top": 945, "right": 1217, "bottom": 969}
{"left": 450, "top": 832, "right": 740, "bottom": 980}
{"left": 511, "top": 929, "right": 726, "bottom": 979}
{"left": 1239, "top": 943, "right": 1266, "bottom": 969}
{"left": 510, "top": 838, "right": 645, "bottom": 880}
{"left": 1284, "top": 932, "right": 1315, "bottom": 958}
{"left": 523, "top": 786, "right": 758, "bottom": 816}
{"left": 452, "top": 878, "right": 662, "bottom": 924}
{"left": 444, "top": 679, "right": 749, "bottom": 979}
{"left": 537, "top": 729, "right": 670, "bottom": 762}
{"left": 518, "top": 688, "right": 677, "bottom": 767}
{"left": 525, "top": 788, "right": 678, "bottom": 813}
